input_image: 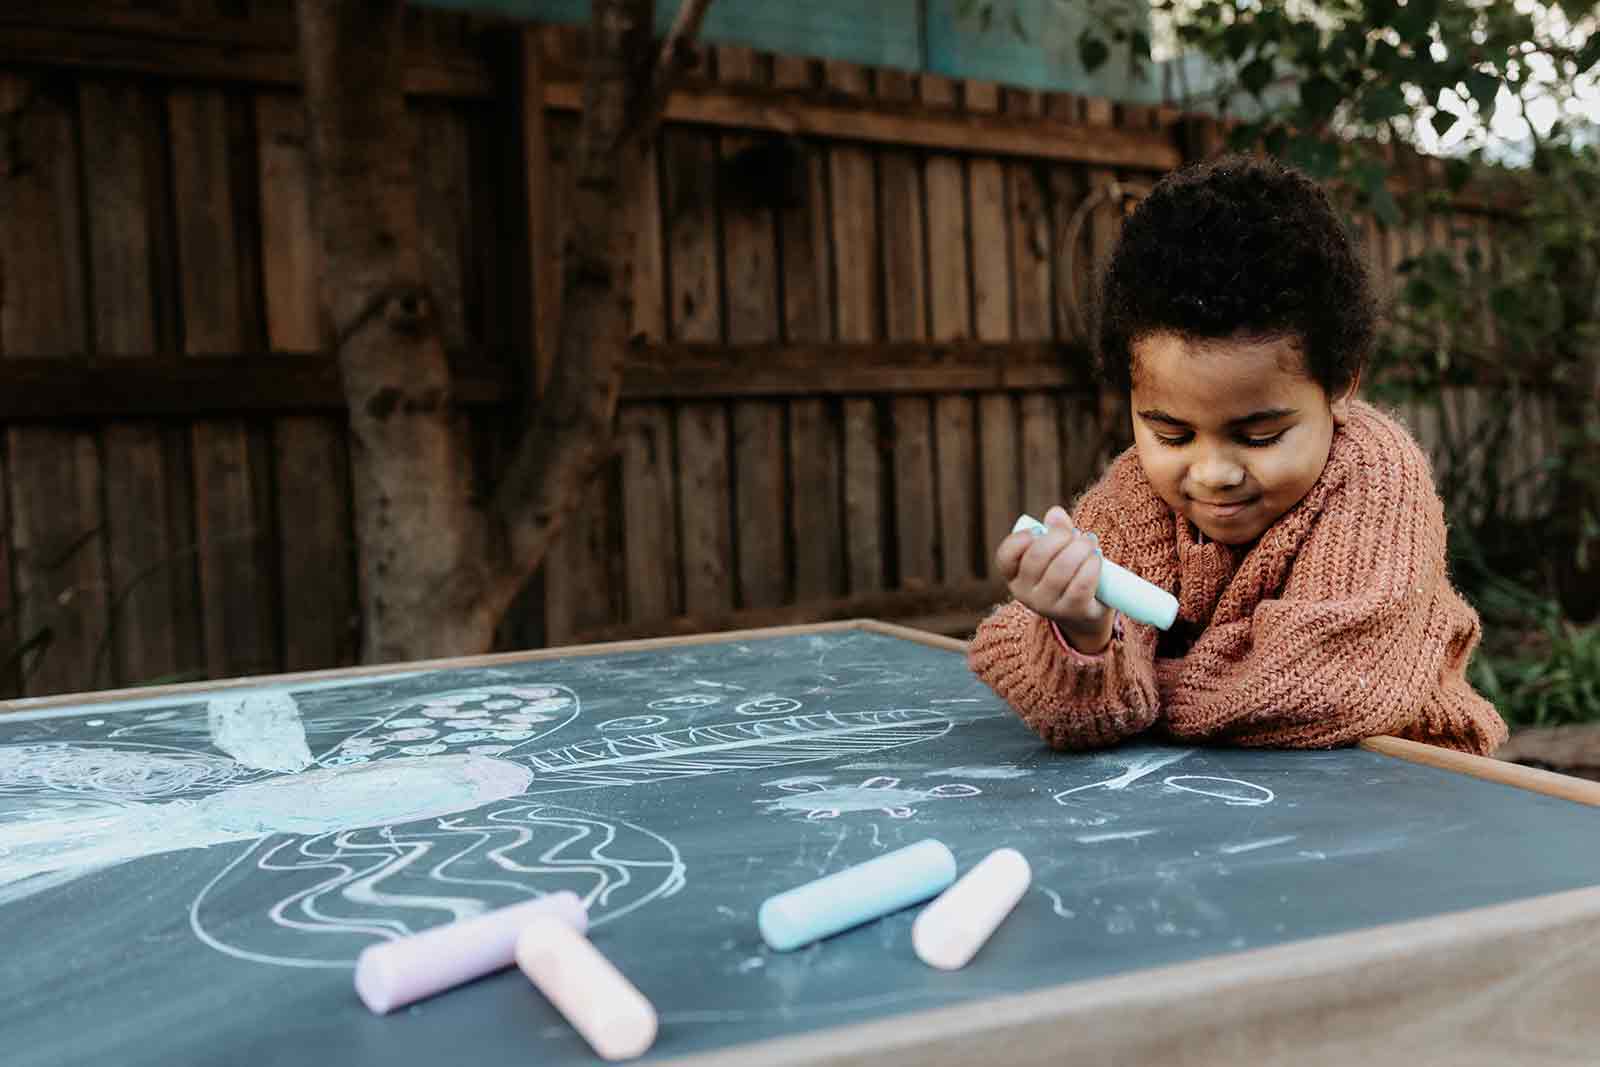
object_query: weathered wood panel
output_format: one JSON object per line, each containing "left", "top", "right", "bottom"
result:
{"left": 255, "top": 89, "right": 357, "bottom": 673}
{"left": 171, "top": 84, "right": 279, "bottom": 683}
{"left": 0, "top": 77, "right": 107, "bottom": 697}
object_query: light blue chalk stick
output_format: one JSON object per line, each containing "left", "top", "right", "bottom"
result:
{"left": 758, "top": 839, "right": 957, "bottom": 952}
{"left": 1013, "top": 514, "right": 1180, "bottom": 630}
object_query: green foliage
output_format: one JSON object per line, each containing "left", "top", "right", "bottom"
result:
{"left": 1470, "top": 601, "right": 1600, "bottom": 728}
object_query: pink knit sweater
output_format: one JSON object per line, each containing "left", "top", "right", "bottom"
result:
{"left": 967, "top": 402, "right": 1509, "bottom": 755}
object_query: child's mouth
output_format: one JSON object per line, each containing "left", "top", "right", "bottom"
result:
{"left": 1192, "top": 497, "right": 1258, "bottom": 519}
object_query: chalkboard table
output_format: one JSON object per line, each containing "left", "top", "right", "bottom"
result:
{"left": 3, "top": 620, "right": 1599, "bottom": 1067}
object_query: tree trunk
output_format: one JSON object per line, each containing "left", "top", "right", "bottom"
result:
{"left": 297, "top": 0, "right": 712, "bottom": 664}
{"left": 297, "top": 0, "right": 499, "bottom": 661}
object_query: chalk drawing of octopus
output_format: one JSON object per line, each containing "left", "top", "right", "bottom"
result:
{"left": 757, "top": 775, "right": 981, "bottom": 820}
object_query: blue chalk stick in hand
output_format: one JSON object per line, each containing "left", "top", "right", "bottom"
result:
{"left": 1013, "top": 514, "right": 1180, "bottom": 630}
{"left": 758, "top": 839, "right": 957, "bottom": 951}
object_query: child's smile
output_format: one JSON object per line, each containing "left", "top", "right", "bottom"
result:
{"left": 1129, "top": 331, "right": 1354, "bottom": 545}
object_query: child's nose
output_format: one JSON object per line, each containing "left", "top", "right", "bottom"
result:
{"left": 1190, "top": 450, "right": 1246, "bottom": 491}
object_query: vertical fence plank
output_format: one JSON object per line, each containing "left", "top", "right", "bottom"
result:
{"left": 82, "top": 79, "right": 194, "bottom": 689}
{"left": 618, "top": 404, "right": 679, "bottom": 622}
{"left": 718, "top": 46, "right": 788, "bottom": 611}
{"left": 678, "top": 404, "right": 734, "bottom": 616}
{"left": 542, "top": 114, "right": 620, "bottom": 643}
{"left": 665, "top": 112, "right": 734, "bottom": 617}
{"left": 255, "top": 90, "right": 356, "bottom": 672}
{"left": 826, "top": 61, "right": 884, "bottom": 595}
{"left": 1, "top": 78, "right": 106, "bottom": 697}
{"left": 773, "top": 55, "right": 843, "bottom": 604}
{"left": 873, "top": 70, "right": 936, "bottom": 589}
{"left": 788, "top": 398, "right": 844, "bottom": 600}
{"left": 955, "top": 82, "right": 1014, "bottom": 579}
{"left": 618, "top": 107, "right": 680, "bottom": 625}
{"left": 170, "top": 85, "right": 279, "bottom": 682}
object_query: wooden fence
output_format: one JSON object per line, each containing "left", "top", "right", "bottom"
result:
{"left": 0, "top": 2, "right": 1558, "bottom": 699}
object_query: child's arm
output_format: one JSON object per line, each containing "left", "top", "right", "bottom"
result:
{"left": 967, "top": 485, "right": 1162, "bottom": 750}
{"left": 1162, "top": 429, "right": 1507, "bottom": 755}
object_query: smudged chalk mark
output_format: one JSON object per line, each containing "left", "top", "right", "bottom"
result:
{"left": 207, "top": 692, "right": 313, "bottom": 773}
{"left": 1219, "top": 835, "right": 1297, "bottom": 855}
{"left": 1074, "top": 829, "right": 1159, "bottom": 844}
{"left": 931, "top": 765, "right": 1031, "bottom": 780}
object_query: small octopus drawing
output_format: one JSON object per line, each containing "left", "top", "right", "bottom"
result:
{"left": 757, "top": 775, "right": 981, "bottom": 820}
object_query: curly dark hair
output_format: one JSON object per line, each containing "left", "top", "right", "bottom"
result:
{"left": 1095, "top": 154, "right": 1376, "bottom": 396}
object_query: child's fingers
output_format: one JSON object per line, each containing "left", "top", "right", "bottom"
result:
{"left": 1043, "top": 504, "right": 1073, "bottom": 530}
{"left": 1013, "top": 527, "right": 1074, "bottom": 589}
{"left": 1056, "top": 543, "right": 1103, "bottom": 617}
{"left": 993, "top": 531, "right": 1036, "bottom": 579}
{"left": 1037, "top": 536, "right": 1096, "bottom": 607}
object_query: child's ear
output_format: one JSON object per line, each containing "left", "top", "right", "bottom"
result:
{"left": 1329, "top": 370, "right": 1361, "bottom": 425}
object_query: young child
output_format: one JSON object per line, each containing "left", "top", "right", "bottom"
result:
{"left": 968, "top": 155, "right": 1508, "bottom": 756}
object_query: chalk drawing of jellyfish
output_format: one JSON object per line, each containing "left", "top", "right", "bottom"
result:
{"left": 189, "top": 802, "right": 686, "bottom": 968}
{"left": 318, "top": 685, "right": 582, "bottom": 766}
{"left": 757, "top": 775, "right": 981, "bottom": 820}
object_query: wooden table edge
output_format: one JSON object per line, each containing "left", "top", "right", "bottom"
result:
{"left": 658, "top": 883, "right": 1600, "bottom": 1067}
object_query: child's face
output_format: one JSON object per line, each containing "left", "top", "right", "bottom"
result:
{"left": 1128, "top": 331, "right": 1354, "bottom": 545}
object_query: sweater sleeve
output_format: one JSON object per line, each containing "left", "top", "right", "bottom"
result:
{"left": 967, "top": 602, "right": 1162, "bottom": 750}
{"left": 1163, "top": 426, "right": 1508, "bottom": 755}
{"left": 966, "top": 470, "right": 1163, "bottom": 750}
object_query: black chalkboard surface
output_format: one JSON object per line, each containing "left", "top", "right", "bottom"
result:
{"left": 2, "top": 624, "right": 1597, "bottom": 1067}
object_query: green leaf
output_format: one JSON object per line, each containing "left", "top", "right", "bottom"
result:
{"left": 1285, "top": 134, "right": 1340, "bottom": 179}
{"left": 1430, "top": 109, "right": 1460, "bottom": 139}
{"left": 1465, "top": 70, "right": 1500, "bottom": 114}
{"left": 1242, "top": 56, "right": 1275, "bottom": 95}
{"left": 1392, "top": 0, "right": 1439, "bottom": 43}
{"left": 1300, "top": 74, "right": 1342, "bottom": 123}
{"left": 1079, "top": 31, "right": 1111, "bottom": 72}
{"left": 1577, "top": 33, "right": 1600, "bottom": 75}
{"left": 1224, "top": 22, "right": 1253, "bottom": 61}
{"left": 1130, "top": 30, "right": 1151, "bottom": 60}
{"left": 1360, "top": 82, "right": 1409, "bottom": 123}
{"left": 1009, "top": 9, "right": 1027, "bottom": 41}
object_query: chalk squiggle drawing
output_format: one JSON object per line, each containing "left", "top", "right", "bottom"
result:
{"left": 189, "top": 803, "right": 686, "bottom": 968}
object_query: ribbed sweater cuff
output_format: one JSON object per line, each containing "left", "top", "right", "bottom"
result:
{"left": 968, "top": 602, "right": 1158, "bottom": 750}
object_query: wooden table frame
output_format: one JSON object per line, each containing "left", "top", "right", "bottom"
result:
{"left": 7, "top": 619, "right": 1599, "bottom": 1066}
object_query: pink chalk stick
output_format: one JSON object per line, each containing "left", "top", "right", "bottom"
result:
{"left": 516, "top": 915, "right": 658, "bottom": 1061}
{"left": 354, "top": 891, "right": 587, "bottom": 1015}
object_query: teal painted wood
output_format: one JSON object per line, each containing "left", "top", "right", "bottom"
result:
{"left": 924, "top": 0, "right": 1160, "bottom": 102}
{"left": 416, "top": 0, "right": 924, "bottom": 73}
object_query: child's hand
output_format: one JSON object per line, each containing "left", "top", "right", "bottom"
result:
{"left": 995, "top": 505, "right": 1114, "bottom": 654}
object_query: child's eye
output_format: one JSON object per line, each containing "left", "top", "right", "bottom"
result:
{"left": 1154, "top": 433, "right": 1192, "bottom": 447}
{"left": 1240, "top": 431, "right": 1287, "bottom": 448}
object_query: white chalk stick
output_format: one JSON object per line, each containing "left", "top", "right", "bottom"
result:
{"left": 759, "top": 839, "right": 957, "bottom": 952}
{"left": 912, "top": 848, "right": 1032, "bottom": 970}
{"left": 516, "top": 915, "right": 658, "bottom": 1061}
{"left": 1013, "top": 514, "right": 1179, "bottom": 630}
{"left": 354, "top": 891, "right": 587, "bottom": 1015}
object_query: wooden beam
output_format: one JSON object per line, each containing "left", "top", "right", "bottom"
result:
{"left": 0, "top": 343, "right": 1094, "bottom": 420}
{"left": 546, "top": 80, "right": 1182, "bottom": 170}
{"left": 0, "top": 353, "right": 512, "bottom": 419}
{"left": 622, "top": 342, "right": 1094, "bottom": 398}
{"left": 0, "top": 9, "right": 492, "bottom": 98}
